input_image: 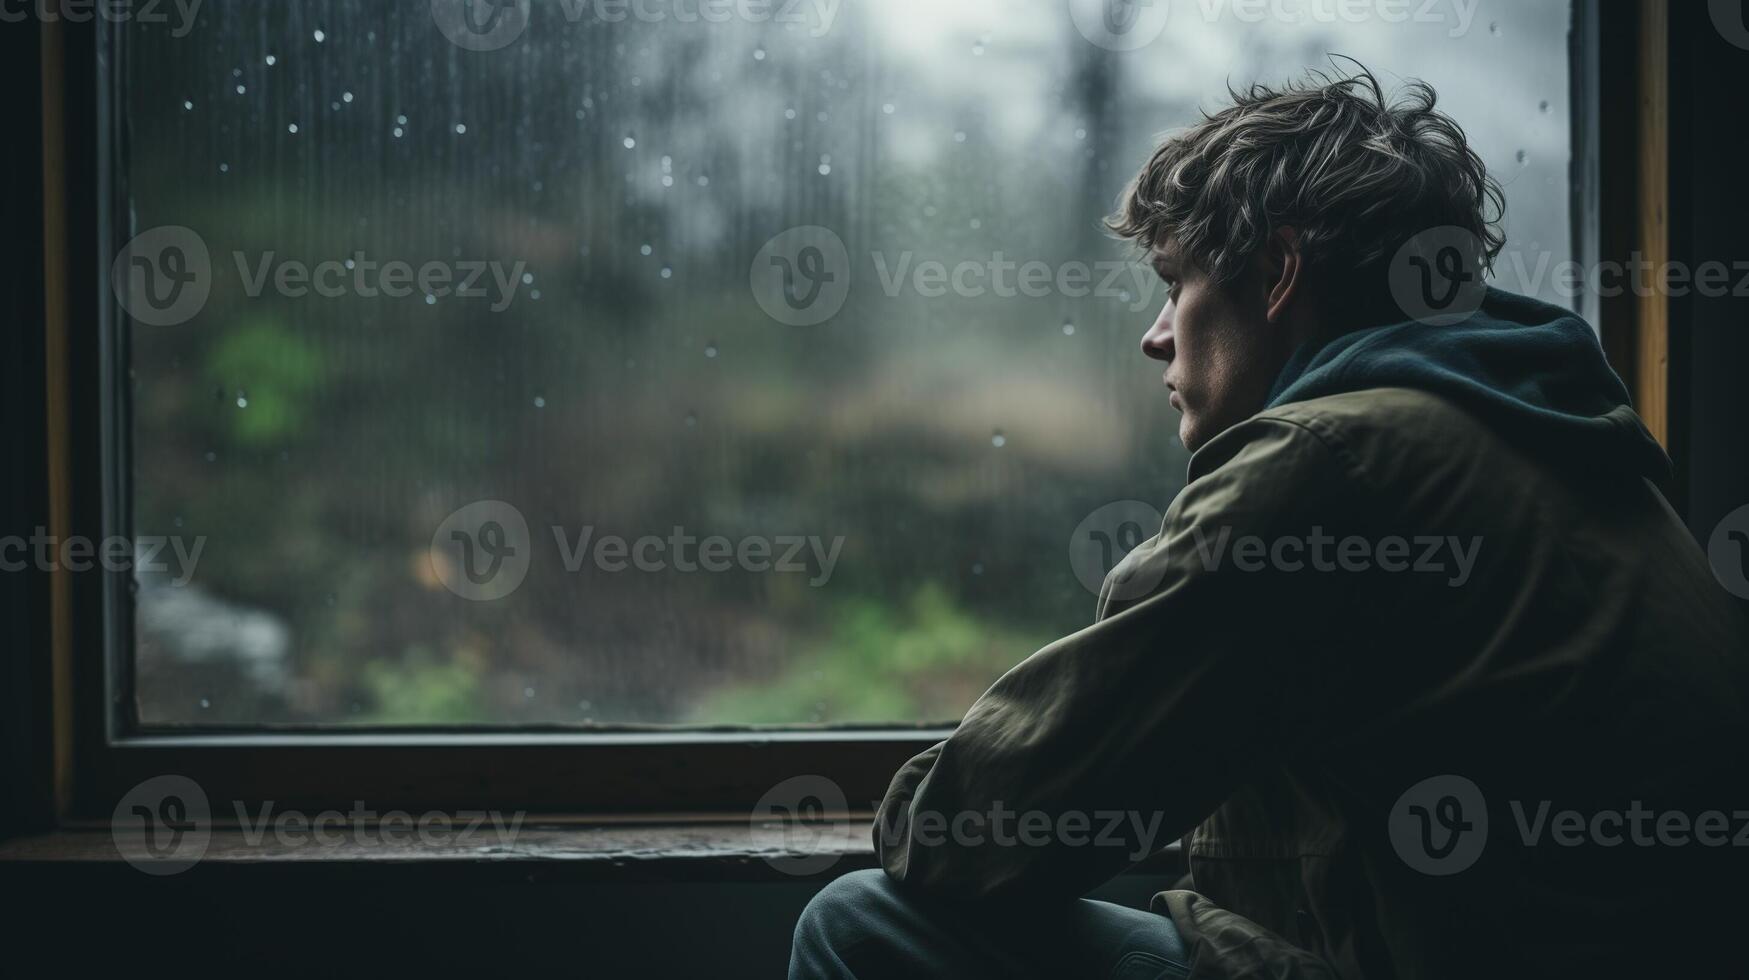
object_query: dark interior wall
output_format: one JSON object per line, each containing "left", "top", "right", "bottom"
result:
{"left": 1670, "top": 4, "right": 1749, "bottom": 551}
{"left": 0, "top": 18, "right": 56, "bottom": 839}
{"left": 3, "top": 860, "right": 1177, "bottom": 975}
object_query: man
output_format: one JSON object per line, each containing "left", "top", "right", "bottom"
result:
{"left": 791, "top": 69, "right": 1749, "bottom": 979}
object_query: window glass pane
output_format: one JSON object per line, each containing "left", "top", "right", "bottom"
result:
{"left": 120, "top": 1, "right": 1572, "bottom": 726}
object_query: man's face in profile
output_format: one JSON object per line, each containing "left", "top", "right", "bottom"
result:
{"left": 1139, "top": 243, "right": 1293, "bottom": 453}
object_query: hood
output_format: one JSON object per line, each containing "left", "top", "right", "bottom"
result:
{"left": 1266, "top": 287, "right": 1671, "bottom": 481}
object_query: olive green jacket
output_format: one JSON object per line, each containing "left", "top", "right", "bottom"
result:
{"left": 874, "top": 388, "right": 1749, "bottom": 978}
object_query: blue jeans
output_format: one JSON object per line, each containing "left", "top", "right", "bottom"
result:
{"left": 790, "top": 869, "right": 1192, "bottom": 980}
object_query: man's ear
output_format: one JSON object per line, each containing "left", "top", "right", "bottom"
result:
{"left": 1260, "top": 226, "right": 1303, "bottom": 324}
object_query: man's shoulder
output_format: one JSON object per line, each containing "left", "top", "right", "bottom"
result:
{"left": 1260, "top": 387, "right": 1491, "bottom": 447}
{"left": 1190, "top": 387, "right": 1500, "bottom": 486}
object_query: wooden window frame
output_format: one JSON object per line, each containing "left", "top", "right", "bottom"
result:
{"left": 21, "top": 3, "right": 1674, "bottom": 827}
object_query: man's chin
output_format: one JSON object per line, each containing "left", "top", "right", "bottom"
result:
{"left": 1178, "top": 416, "right": 1204, "bottom": 453}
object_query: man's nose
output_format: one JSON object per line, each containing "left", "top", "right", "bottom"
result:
{"left": 1140, "top": 303, "right": 1174, "bottom": 362}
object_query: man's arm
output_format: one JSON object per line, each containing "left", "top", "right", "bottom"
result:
{"left": 873, "top": 415, "right": 1364, "bottom": 901}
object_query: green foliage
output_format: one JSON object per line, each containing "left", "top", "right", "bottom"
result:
{"left": 691, "top": 583, "right": 1052, "bottom": 725}
{"left": 204, "top": 316, "right": 324, "bottom": 447}
{"left": 361, "top": 648, "right": 484, "bottom": 724}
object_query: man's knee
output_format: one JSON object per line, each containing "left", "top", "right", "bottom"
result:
{"left": 791, "top": 869, "right": 904, "bottom": 978}
{"left": 795, "top": 868, "right": 892, "bottom": 948}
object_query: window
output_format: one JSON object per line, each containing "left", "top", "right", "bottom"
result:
{"left": 82, "top": 0, "right": 1580, "bottom": 806}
